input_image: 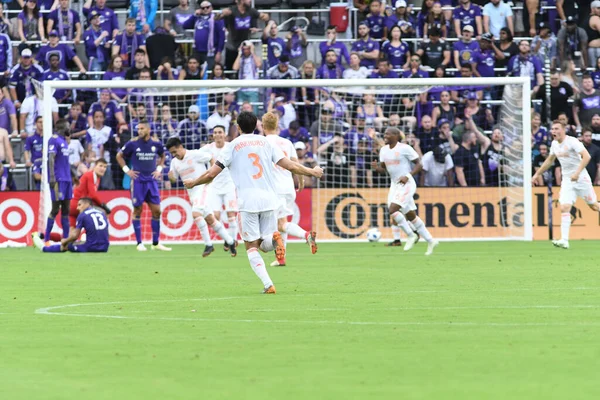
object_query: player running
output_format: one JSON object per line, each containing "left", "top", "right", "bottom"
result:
{"left": 371, "top": 127, "right": 438, "bottom": 255}
{"left": 533, "top": 120, "right": 600, "bottom": 249}
{"left": 166, "top": 136, "right": 238, "bottom": 257}
{"left": 203, "top": 125, "right": 240, "bottom": 251}
{"left": 69, "top": 159, "right": 111, "bottom": 231}
{"left": 44, "top": 119, "right": 73, "bottom": 244}
{"left": 184, "top": 111, "right": 323, "bottom": 294}
{"left": 33, "top": 197, "right": 110, "bottom": 253}
{"left": 262, "top": 112, "right": 317, "bottom": 266}
{"left": 116, "top": 121, "right": 171, "bottom": 252}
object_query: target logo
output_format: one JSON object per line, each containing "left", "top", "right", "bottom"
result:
{"left": 160, "top": 197, "right": 193, "bottom": 237}
{"left": 106, "top": 197, "right": 134, "bottom": 238}
{"left": 0, "top": 199, "right": 35, "bottom": 239}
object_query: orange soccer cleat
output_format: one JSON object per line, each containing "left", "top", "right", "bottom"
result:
{"left": 305, "top": 231, "right": 318, "bottom": 254}
{"left": 263, "top": 285, "right": 276, "bottom": 294}
{"left": 272, "top": 232, "right": 286, "bottom": 264}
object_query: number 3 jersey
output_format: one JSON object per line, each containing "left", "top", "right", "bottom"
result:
{"left": 218, "top": 134, "right": 285, "bottom": 212}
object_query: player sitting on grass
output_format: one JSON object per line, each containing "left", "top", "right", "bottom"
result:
{"left": 33, "top": 197, "right": 110, "bottom": 253}
{"left": 262, "top": 112, "right": 317, "bottom": 267}
{"left": 533, "top": 120, "right": 600, "bottom": 249}
{"left": 371, "top": 127, "right": 438, "bottom": 255}
{"left": 166, "top": 137, "right": 237, "bottom": 257}
{"left": 183, "top": 111, "right": 323, "bottom": 294}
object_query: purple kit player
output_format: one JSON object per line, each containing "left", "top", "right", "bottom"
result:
{"left": 116, "top": 121, "right": 171, "bottom": 251}
{"left": 44, "top": 119, "right": 73, "bottom": 243}
{"left": 33, "top": 197, "right": 110, "bottom": 253}
{"left": 24, "top": 116, "right": 43, "bottom": 189}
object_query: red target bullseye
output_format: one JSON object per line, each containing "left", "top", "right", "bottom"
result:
{"left": 160, "top": 197, "right": 192, "bottom": 237}
{"left": 0, "top": 199, "right": 35, "bottom": 239}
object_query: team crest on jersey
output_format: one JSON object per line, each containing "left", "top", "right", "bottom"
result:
{"left": 151, "top": 146, "right": 156, "bottom": 152}
{"left": 187, "top": 159, "right": 193, "bottom": 165}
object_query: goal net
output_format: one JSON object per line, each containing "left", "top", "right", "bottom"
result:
{"left": 39, "top": 77, "right": 532, "bottom": 244}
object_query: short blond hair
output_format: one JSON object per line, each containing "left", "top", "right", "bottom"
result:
{"left": 262, "top": 112, "right": 279, "bottom": 132}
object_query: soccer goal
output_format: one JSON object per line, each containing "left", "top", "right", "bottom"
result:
{"left": 39, "top": 77, "right": 532, "bottom": 244}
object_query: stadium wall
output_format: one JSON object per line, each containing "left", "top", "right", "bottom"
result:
{"left": 1, "top": 188, "right": 598, "bottom": 243}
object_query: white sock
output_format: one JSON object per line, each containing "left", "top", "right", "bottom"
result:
{"left": 392, "top": 225, "right": 402, "bottom": 241}
{"left": 281, "top": 232, "right": 288, "bottom": 249}
{"left": 283, "top": 222, "right": 307, "bottom": 239}
{"left": 228, "top": 217, "right": 238, "bottom": 241}
{"left": 391, "top": 211, "right": 414, "bottom": 236}
{"left": 411, "top": 216, "right": 433, "bottom": 243}
{"left": 247, "top": 248, "right": 273, "bottom": 288}
{"left": 194, "top": 216, "right": 212, "bottom": 246}
{"left": 561, "top": 212, "right": 571, "bottom": 241}
{"left": 211, "top": 220, "right": 234, "bottom": 245}
{"left": 260, "top": 234, "right": 274, "bottom": 252}
{"left": 408, "top": 221, "right": 416, "bottom": 232}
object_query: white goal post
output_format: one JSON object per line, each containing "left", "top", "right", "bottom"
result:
{"left": 40, "top": 77, "right": 533, "bottom": 243}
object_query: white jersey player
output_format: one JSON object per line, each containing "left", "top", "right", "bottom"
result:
{"left": 533, "top": 121, "right": 600, "bottom": 249}
{"left": 166, "top": 137, "right": 238, "bottom": 257}
{"left": 372, "top": 127, "right": 438, "bottom": 255}
{"left": 262, "top": 113, "right": 318, "bottom": 267}
{"left": 203, "top": 125, "right": 239, "bottom": 250}
{"left": 183, "top": 111, "right": 323, "bottom": 294}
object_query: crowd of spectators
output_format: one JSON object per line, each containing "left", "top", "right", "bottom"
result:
{"left": 1, "top": 0, "right": 600, "bottom": 191}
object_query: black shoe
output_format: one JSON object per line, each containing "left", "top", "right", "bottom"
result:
{"left": 385, "top": 240, "right": 402, "bottom": 247}
{"left": 223, "top": 242, "right": 230, "bottom": 252}
{"left": 229, "top": 241, "right": 237, "bottom": 257}
{"left": 413, "top": 231, "right": 421, "bottom": 244}
{"left": 202, "top": 245, "right": 215, "bottom": 257}
{"left": 38, "top": 232, "right": 45, "bottom": 240}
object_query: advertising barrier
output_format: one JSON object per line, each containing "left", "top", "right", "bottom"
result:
{"left": 0, "top": 189, "right": 313, "bottom": 244}
{"left": 313, "top": 187, "right": 600, "bottom": 240}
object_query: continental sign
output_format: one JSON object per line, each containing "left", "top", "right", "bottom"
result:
{"left": 313, "top": 188, "right": 600, "bottom": 240}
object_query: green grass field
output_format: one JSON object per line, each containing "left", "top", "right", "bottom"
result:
{"left": 1, "top": 241, "right": 599, "bottom": 399}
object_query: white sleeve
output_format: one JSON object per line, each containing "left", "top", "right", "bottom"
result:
{"left": 51, "top": 97, "right": 59, "bottom": 113}
{"left": 170, "top": 159, "right": 180, "bottom": 180}
{"left": 190, "top": 149, "right": 213, "bottom": 164}
{"left": 287, "top": 140, "right": 296, "bottom": 160}
{"left": 549, "top": 141, "right": 557, "bottom": 156}
{"left": 571, "top": 138, "right": 585, "bottom": 153}
{"left": 270, "top": 141, "right": 285, "bottom": 164}
{"left": 444, "top": 154, "right": 454, "bottom": 171}
{"left": 404, "top": 145, "right": 420, "bottom": 161}
{"left": 77, "top": 140, "right": 84, "bottom": 154}
{"left": 218, "top": 142, "right": 233, "bottom": 168}
{"left": 21, "top": 97, "right": 33, "bottom": 115}
{"left": 421, "top": 152, "right": 431, "bottom": 171}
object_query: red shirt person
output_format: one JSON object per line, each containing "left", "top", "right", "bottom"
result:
{"left": 69, "top": 159, "right": 112, "bottom": 228}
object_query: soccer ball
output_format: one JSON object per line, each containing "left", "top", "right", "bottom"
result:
{"left": 366, "top": 228, "right": 382, "bottom": 242}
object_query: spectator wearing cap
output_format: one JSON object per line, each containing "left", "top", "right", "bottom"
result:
{"left": 177, "top": 105, "right": 208, "bottom": 149}
{"left": 320, "top": 25, "right": 351, "bottom": 67}
{"left": 233, "top": 40, "right": 261, "bottom": 114}
{"left": 0, "top": 90, "right": 17, "bottom": 139}
{"left": 8, "top": 48, "right": 43, "bottom": 110}
{"left": 42, "top": 53, "right": 72, "bottom": 109}
{"left": 17, "top": 0, "right": 45, "bottom": 46}
{"left": 128, "top": 0, "right": 158, "bottom": 35}
{"left": 87, "top": 89, "right": 126, "bottom": 132}
{"left": 317, "top": 50, "right": 343, "bottom": 79}
{"left": 421, "top": 146, "right": 454, "bottom": 187}
{"left": 215, "top": 0, "right": 269, "bottom": 72}
{"left": 36, "top": 29, "right": 86, "bottom": 72}
{"left": 506, "top": 40, "right": 544, "bottom": 93}
{"left": 585, "top": 1, "right": 600, "bottom": 65}
{"left": 557, "top": 15, "right": 589, "bottom": 70}
{"left": 453, "top": 0, "right": 483, "bottom": 38}
{"left": 266, "top": 55, "right": 299, "bottom": 102}
{"left": 183, "top": 2, "right": 225, "bottom": 70}
{"left": 83, "top": 0, "right": 120, "bottom": 39}
{"left": 381, "top": 25, "right": 410, "bottom": 70}
{"left": 280, "top": 120, "right": 310, "bottom": 145}
{"left": 453, "top": 25, "right": 480, "bottom": 68}
{"left": 416, "top": 27, "right": 450, "bottom": 70}
{"left": 262, "top": 20, "right": 287, "bottom": 69}
{"left": 531, "top": 22, "right": 558, "bottom": 70}
{"left": 112, "top": 18, "right": 148, "bottom": 68}
{"left": 83, "top": 10, "right": 111, "bottom": 74}
{"left": 384, "top": 1, "right": 414, "bottom": 38}
{"left": 286, "top": 25, "right": 308, "bottom": 69}
{"left": 47, "top": 0, "right": 81, "bottom": 45}
{"left": 482, "top": 0, "right": 513, "bottom": 38}
{"left": 365, "top": 0, "right": 386, "bottom": 40}
{"left": 472, "top": 33, "right": 503, "bottom": 100}
{"left": 352, "top": 22, "right": 380, "bottom": 70}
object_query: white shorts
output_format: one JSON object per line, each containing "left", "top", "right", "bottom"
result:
{"left": 559, "top": 177, "right": 597, "bottom": 206}
{"left": 239, "top": 210, "right": 277, "bottom": 242}
{"left": 188, "top": 185, "right": 211, "bottom": 215}
{"left": 209, "top": 189, "right": 238, "bottom": 213}
{"left": 387, "top": 178, "right": 417, "bottom": 214}
{"left": 276, "top": 192, "right": 296, "bottom": 219}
